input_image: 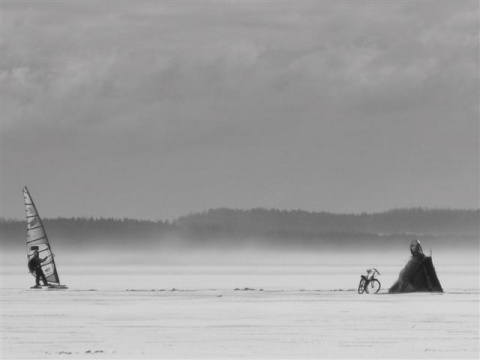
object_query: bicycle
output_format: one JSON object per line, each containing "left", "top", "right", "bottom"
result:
{"left": 358, "top": 268, "right": 381, "bottom": 294}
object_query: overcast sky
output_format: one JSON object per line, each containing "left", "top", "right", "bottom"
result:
{"left": 2, "top": 1, "right": 479, "bottom": 220}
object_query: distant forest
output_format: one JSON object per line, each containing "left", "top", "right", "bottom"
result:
{"left": 2, "top": 208, "right": 479, "bottom": 250}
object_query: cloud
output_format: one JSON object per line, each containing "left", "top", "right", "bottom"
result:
{"left": 2, "top": 1, "right": 478, "bottom": 219}
{"left": 3, "top": 2, "right": 477, "bottom": 127}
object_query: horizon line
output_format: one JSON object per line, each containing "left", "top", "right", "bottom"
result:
{"left": 2, "top": 206, "right": 479, "bottom": 223}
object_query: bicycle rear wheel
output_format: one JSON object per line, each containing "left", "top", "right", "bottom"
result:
{"left": 358, "top": 278, "right": 367, "bottom": 294}
{"left": 366, "top": 279, "right": 381, "bottom": 294}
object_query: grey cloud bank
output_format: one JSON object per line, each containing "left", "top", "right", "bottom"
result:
{"left": 2, "top": 1, "right": 478, "bottom": 220}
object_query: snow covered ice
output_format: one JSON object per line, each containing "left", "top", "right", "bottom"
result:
{"left": 2, "top": 259, "right": 479, "bottom": 359}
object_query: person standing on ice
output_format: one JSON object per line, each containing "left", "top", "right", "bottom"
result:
{"left": 28, "top": 250, "right": 49, "bottom": 287}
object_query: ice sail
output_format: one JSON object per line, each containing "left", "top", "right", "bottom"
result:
{"left": 23, "top": 186, "right": 62, "bottom": 285}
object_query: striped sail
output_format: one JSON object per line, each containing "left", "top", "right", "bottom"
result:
{"left": 24, "top": 187, "right": 61, "bottom": 285}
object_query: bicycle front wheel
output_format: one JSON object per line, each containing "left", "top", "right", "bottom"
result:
{"left": 366, "top": 279, "right": 381, "bottom": 294}
{"left": 358, "top": 278, "right": 367, "bottom": 294}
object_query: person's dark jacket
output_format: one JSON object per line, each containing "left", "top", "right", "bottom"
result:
{"left": 28, "top": 256, "right": 45, "bottom": 273}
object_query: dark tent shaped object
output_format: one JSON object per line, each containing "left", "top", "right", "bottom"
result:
{"left": 389, "top": 239, "right": 443, "bottom": 293}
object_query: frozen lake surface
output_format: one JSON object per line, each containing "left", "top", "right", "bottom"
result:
{"left": 2, "top": 265, "right": 479, "bottom": 359}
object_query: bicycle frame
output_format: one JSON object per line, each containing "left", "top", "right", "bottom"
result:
{"left": 360, "top": 275, "right": 374, "bottom": 286}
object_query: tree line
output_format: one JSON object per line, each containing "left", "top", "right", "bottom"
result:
{"left": 175, "top": 207, "right": 479, "bottom": 236}
{"left": 2, "top": 208, "right": 478, "bottom": 250}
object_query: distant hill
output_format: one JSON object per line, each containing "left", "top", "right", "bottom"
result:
{"left": 1, "top": 217, "right": 173, "bottom": 250}
{"left": 2, "top": 208, "right": 478, "bottom": 250}
{"left": 175, "top": 208, "right": 479, "bottom": 236}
